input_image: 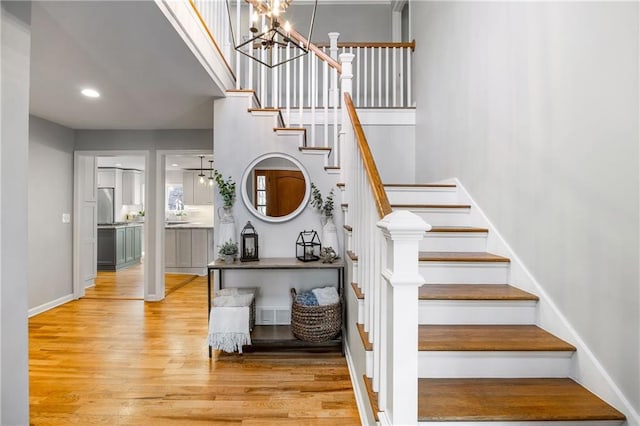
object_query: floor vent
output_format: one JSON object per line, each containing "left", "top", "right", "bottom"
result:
{"left": 257, "top": 307, "right": 291, "bottom": 325}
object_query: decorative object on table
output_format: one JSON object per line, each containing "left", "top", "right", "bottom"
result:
{"left": 296, "top": 230, "right": 321, "bottom": 262}
{"left": 240, "top": 221, "right": 259, "bottom": 262}
{"left": 208, "top": 288, "right": 256, "bottom": 353}
{"left": 218, "top": 239, "right": 238, "bottom": 263}
{"left": 309, "top": 183, "right": 339, "bottom": 254}
{"left": 214, "top": 169, "right": 237, "bottom": 249}
{"left": 319, "top": 247, "right": 338, "bottom": 263}
{"left": 290, "top": 287, "right": 341, "bottom": 343}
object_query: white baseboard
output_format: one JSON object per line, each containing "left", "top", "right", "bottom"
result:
{"left": 453, "top": 177, "right": 640, "bottom": 426}
{"left": 345, "top": 339, "right": 375, "bottom": 426}
{"left": 28, "top": 294, "right": 74, "bottom": 318}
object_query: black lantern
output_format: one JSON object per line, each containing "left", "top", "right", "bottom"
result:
{"left": 240, "top": 221, "right": 259, "bottom": 262}
{"left": 296, "top": 230, "right": 320, "bottom": 262}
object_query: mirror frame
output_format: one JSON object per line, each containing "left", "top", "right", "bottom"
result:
{"left": 240, "top": 153, "right": 311, "bottom": 223}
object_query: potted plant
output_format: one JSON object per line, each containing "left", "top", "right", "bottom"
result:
{"left": 310, "top": 183, "right": 334, "bottom": 221}
{"left": 309, "top": 183, "right": 339, "bottom": 254}
{"left": 218, "top": 239, "right": 238, "bottom": 263}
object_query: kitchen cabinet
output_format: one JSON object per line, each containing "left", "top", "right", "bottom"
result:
{"left": 98, "top": 224, "right": 142, "bottom": 271}
{"left": 97, "top": 169, "right": 116, "bottom": 188}
{"left": 165, "top": 227, "right": 214, "bottom": 273}
{"left": 122, "top": 170, "right": 142, "bottom": 205}
{"left": 182, "top": 171, "right": 213, "bottom": 205}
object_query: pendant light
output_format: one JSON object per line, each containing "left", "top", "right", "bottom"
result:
{"left": 198, "top": 155, "right": 206, "bottom": 185}
{"left": 208, "top": 160, "right": 215, "bottom": 186}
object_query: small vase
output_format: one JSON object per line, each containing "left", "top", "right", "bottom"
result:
{"left": 322, "top": 216, "right": 339, "bottom": 255}
{"left": 217, "top": 205, "right": 237, "bottom": 250}
{"left": 223, "top": 254, "right": 234, "bottom": 264}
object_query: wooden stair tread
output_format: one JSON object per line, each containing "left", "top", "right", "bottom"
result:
{"left": 420, "top": 284, "right": 538, "bottom": 301}
{"left": 428, "top": 226, "right": 488, "bottom": 233}
{"left": 356, "top": 323, "right": 372, "bottom": 351}
{"left": 418, "top": 378, "right": 626, "bottom": 421}
{"left": 419, "top": 251, "right": 510, "bottom": 263}
{"left": 343, "top": 225, "right": 353, "bottom": 232}
{"left": 336, "top": 182, "right": 345, "bottom": 188}
{"left": 347, "top": 250, "right": 358, "bottom": 261}
{"left": 418, "top": 325, "right": 575, "bottom": 352}
{"left": 351, "top": 282, "right": 364, "bottom": 300}
{"left": 324, "top": 165, "right": 340, "bottom": 170}
{"left": 363, "top": 375, "right": 379, "bottom": 421}
{"left": 274, "top": 127, "right": 305, "bottom": 131}
{"left": 392, "top": 203, "right": 470, "bottom": 209}
{"left": 385, "top": 183, "right": 457, "bottom": 188}
{"left": 226, "top": 89, "right": 255, "bottom": 93}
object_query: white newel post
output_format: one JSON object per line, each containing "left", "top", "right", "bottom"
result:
{"left": 339, "top": 52, "right": 354, "bottom": 187}
{"left": 377, "top": 211, "right": 430, "bottom": 425}
{"left": 329, "top": 32, "right": 340, "bottom": 107}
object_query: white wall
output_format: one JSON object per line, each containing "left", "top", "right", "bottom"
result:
{"left": 364, "top": 123, "right": 415, "bottom": 184}
{"left": 1, "top": 2, "right": 31, "bottom": 423}
{"left": 288, "top": 4, "right": 391, "bottom": 42}
{"left": 28, "top": 116, "right": 74, "bottom": 310}
{"left": 413, "top": 1, "right": 639, "bottom": 414}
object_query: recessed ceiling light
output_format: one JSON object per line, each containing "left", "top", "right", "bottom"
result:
{"left": 171, "top": 163, "right": 179, "bottom": 167}
{"left": 81, "top": 88, "right": 100, "bottom": 98}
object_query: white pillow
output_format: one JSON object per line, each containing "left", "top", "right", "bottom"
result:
{"left": 312, "top": 286, "right": 339, "bottom": 306}
{"left": 213, "top": 293, "right": 254, "bottom": 307}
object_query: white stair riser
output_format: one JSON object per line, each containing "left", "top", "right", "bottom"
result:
{"left": 419, "top": 300, "right": 537, "bottom": 325}
{"left": 420, "top": 262, "right": 509, "bottom": 284}
{"left": 386, "top": 188, "right": 459, "bottom": 204}
{"left": 418, "top": 351, "right": 574, "bottom": 378}
{"left": 409, "top": 209, "right": 473, "bottom": 226}
{"left": 249, "top": 110, "right": 280, "bottom": 127}
{"left": 421, "top": 233, "right": 487, "bottom": 251}
{"left": 420, "top": 421, "right": 624, "bottom": 426}
{"left": 343, "top": 229, "right": 352, "bottom": 252}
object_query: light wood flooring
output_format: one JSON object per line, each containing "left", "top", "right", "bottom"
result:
{"left": 29, "top": 273, "right": 359, "bottom": 425}
{"left": 84, "top": 261, "right": 198, "bottom": 299}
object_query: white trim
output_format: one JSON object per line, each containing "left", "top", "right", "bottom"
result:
{"left": 453, "top": 177, "right": 640, "bottom": 425}
{"left": 420, "top": 422, "right": 623, "bottom": 426}
{"left": 344, "top": 341, "right": 372, "bottom": 426}
{"left": 28, "top": 294, "right": 74, "bottom": 318}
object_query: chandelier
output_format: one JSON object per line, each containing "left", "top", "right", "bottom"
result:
{"left": 226, "top": 0, "right": 318, "bottom": 68}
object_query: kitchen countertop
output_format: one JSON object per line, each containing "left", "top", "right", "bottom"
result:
{"left": 164, "top": 222, "right": 213, "bottom": 229}
{"left": 98, "top": 222, "right": 144, "bottom": 229}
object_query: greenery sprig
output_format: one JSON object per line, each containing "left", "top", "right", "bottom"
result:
{"left": 218, "top": 239, "right": 238, "bottom": 256}
{"left": 214, "top": 170, "right": 236, "bottom": 208}
{"left": 310, "top": 183, "right": 334, "bottom": 218}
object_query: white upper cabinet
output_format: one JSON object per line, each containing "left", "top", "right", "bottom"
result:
{"left": 97, "top": 169, "right": 116, "bottom": 188}
{"left": 183, "top": 171, "right": 213, "bottom": 205}
{"left": 122, "top": 170, "right": 142, "bottom": 205}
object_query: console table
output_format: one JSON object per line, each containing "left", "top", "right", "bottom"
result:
{"left": 207, "top": 257, "right": 344, "bottom": 357}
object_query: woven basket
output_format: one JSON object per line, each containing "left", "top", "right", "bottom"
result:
{"left": 290, "top": 288, "right": 342, "bottom": 343}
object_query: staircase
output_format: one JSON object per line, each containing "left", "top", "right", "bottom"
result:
{"left": 179, "top": 2, "right": 632, "bottom": 423}
{"left": 342, "top": 181, "right": 626, "bottom": 424}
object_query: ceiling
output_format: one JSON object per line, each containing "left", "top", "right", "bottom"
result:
{"left": 30, "top": 1, "right": 222, "bottom": 130}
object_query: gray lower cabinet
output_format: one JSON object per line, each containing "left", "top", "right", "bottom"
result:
{"left": 98, "top": 225, "right": 142, "bottom": 271}
{"left": 165, "top": 228, "right": 213, "bottom": 271}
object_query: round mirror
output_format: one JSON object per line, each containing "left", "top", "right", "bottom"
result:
{"left": 241, "top": 153, "right": 310, "bottom": 223}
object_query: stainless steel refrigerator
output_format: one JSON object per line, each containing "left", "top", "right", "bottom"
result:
{"left": 97, "top": 187, "right": 115, "bottom": 224}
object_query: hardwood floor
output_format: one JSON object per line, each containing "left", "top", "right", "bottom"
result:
{"left": 84, "top": 261, "right": 198, "bottom": 299}
{"left": 29, "top": 275, "right": 360, "bottom": 425}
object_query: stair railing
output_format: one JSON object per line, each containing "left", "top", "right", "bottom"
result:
{"left": 341, "top": 54, "right": 428, "bottom": 425}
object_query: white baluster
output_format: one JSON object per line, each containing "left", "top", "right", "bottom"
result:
{"left": 332, "top": 67, "right": 339, "bottom": 167}
{"left": 399, "top": 46, "right": 404, "bottom": 107}
{"left": 273, "top": 44, "right": 279, "bottom": 107}
{"left": 355, "top": 47, "right": 360, "bottom": 107}
{"left": 377, "top": 48, "right": 381, "bottom": 108}
{"left": 299, "top": 55, "right": 304, "bottom": 127}
{"left": 286, "top": 47, "right": 291, "bottom": 126}
{"left": 311, "top": 52, "right": 316, "bottom": 147}
{"left": 235, "top": 0, "right": 241, "bottom": 88}
{"left": 407, "top": 47, "right": 412, "bottom": 107}
{"left": 392, "top": 47, "right": 397, "bottom": 107}
{"left": 385, "top": 47, "right": 389, "bottom": 107}
{"left": 363, "top": 47, "right": 368, "bottom": 107}
{"left": 370, "top": 47, "right": 375, "bottom": 107}
{"left": 323, "top": 59, "right": 329, "bottom": 149}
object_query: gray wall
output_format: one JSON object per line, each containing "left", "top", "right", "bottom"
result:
{"left": 1, "top": 2, "right": 31, "bottom": 423}
{"left": 288, "top": 4, "right": 391, "bottom": 42}
{"left": 29, "top": 116, "right": 75, "bottom": 309}
{"left": 413, "top": 1, "right": 639, "bottom": 413}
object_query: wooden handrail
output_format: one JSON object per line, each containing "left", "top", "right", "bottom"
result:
{"left": 188, "top": 0, "right": 237, "bottom": 82}
{"left": 314, "top": 40, "right": 416, "bottom": 51}
{"left": 290, "top": 29, "right": 343, "bottom": 74}
{"left": 344, "top": 93, "right": 392, "bottom": 219}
